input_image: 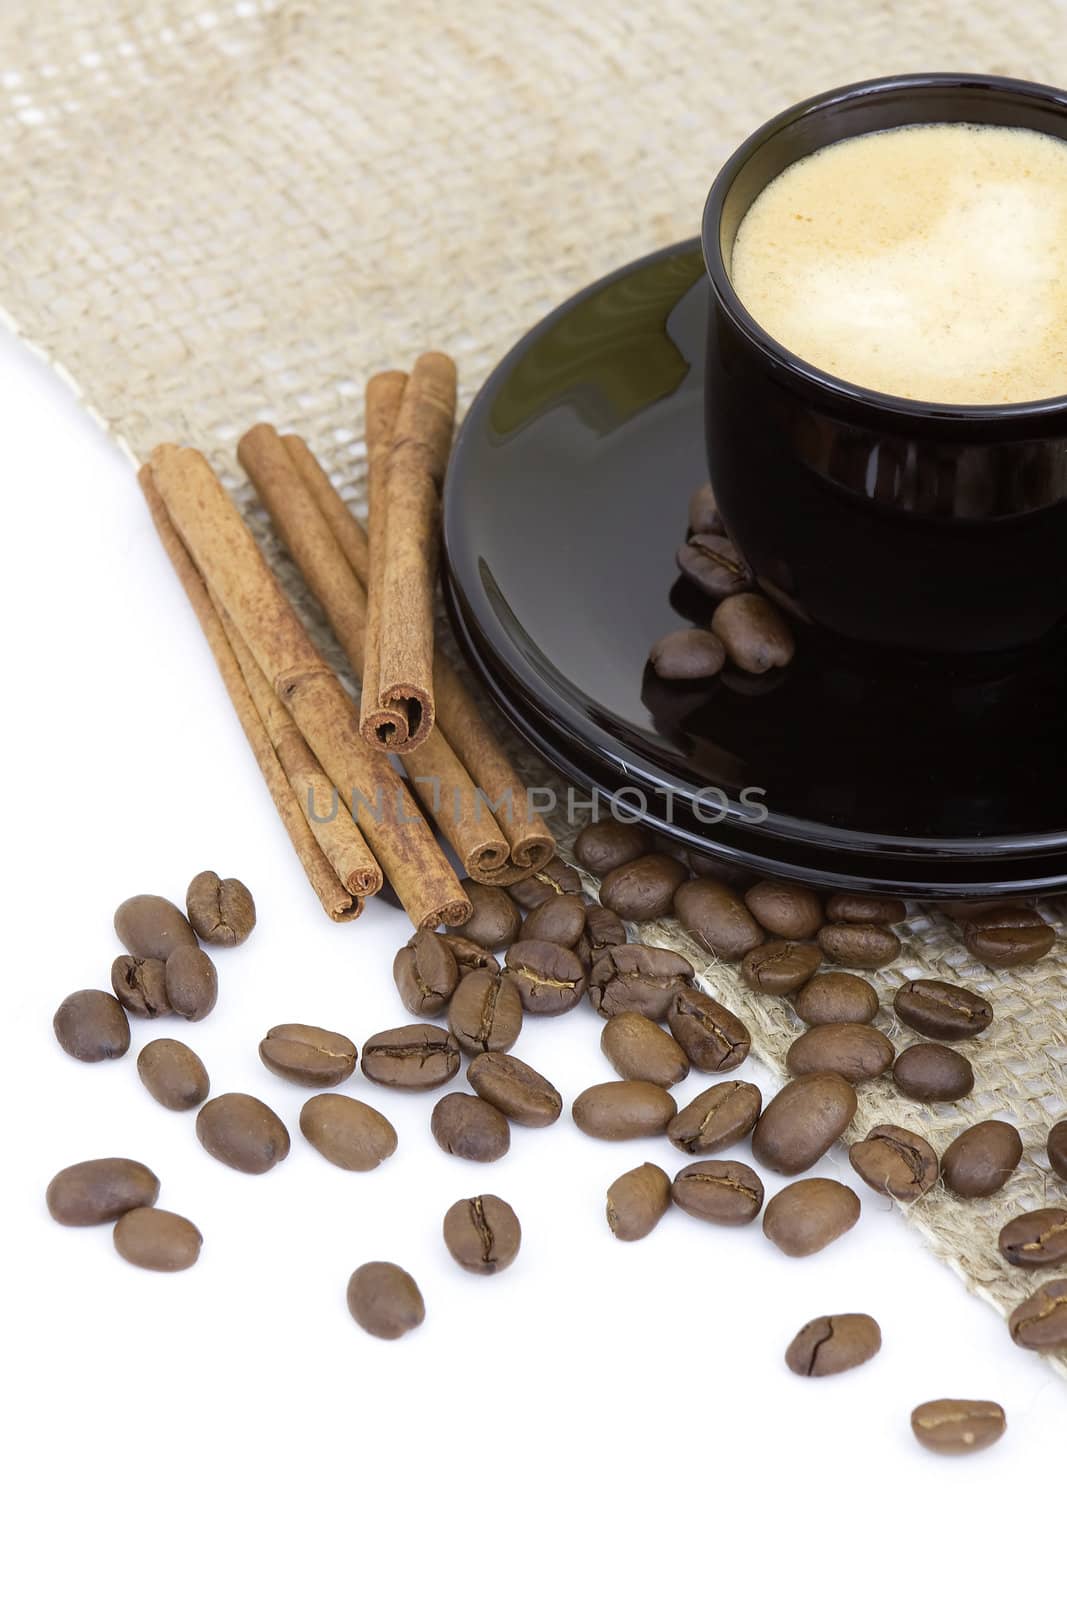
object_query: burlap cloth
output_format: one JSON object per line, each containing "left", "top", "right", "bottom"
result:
{"left": 4, "top": 0, "right": 1065, "bottom": 1373}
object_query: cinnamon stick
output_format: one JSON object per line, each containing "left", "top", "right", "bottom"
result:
{"left": 148, "top": 443, "right": 471, "bottom": 928}
{"left": 138, "top": 464, "right": 362, "bottom": 923}
{"left": 359, "top": 353, "right": 456, "bottom": 752}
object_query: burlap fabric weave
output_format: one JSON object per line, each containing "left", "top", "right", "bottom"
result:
{"left": 3, "top": 0, "right": 1065, "bottom": 1373}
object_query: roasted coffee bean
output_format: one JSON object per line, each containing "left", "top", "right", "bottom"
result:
{"left": 504, "top": 939, "right": 587, "bottom": 1015}
{"left": 446, "top": 880, "right": 522, "bottom": 949}
{"left": 763, "top": 1178, "right": 861, "bottom": 1257}
{"left": 439, "top": 934, "right": 501, "bottom": 979}
{"left": 362, "top": 1024, "right": 461, "bottom": 1090}
{"left": 196, "top": 1093, "right": 290, "bottom": 1174}
{"left": 849, "top": 1124, "right": 939, "bottom": 1201}
{"left": 744, "top": 880, "right": 823, "bottom": 941}
{"left": 448, "top": 970, "right": 523, "bottom": 1053}
{"left": 600, "top": 1012, "right": 689, "bottom": 1087}
{"left": 892, "top": 1042, "right": 973, "bottom": 1103}
{"left": 114, "top": 894, "right": 198, "bottom": 961}
{"left": 818, "top": 923, "right": 901, "bottom": 970}
{"left": 393, "top": 929, "right": 460, "bottom": 1017}
{"left": 687, "top": 481, "right": 724, "bottom": 536}
{"left": 794, "top": 972, "right": 879, "bottom": 1026}
{"left": 185, "top": 870, "right": 256, "bottom": 946}
{"left": 137, "top": 1038, "right": 210, "bottom": 1110}
{"left": 606, "top": 1162, "right": 672, "bottom": 1241}
{"left": 999, "top": 1207, "right": 1067, "bottom": 1268}
{"left": 786, "top": 1022, "right": 894, "bottom": 1084}
{"left": 711, "top": 592, "right": 794, "bottom": 674}
{"left": 589, "top": 944, "right": 694, "bottom": 1020}
{"left": 676, "top": 530, "right": 752, "bottom": 598}
{"left": 963, "top": 905, "right": 1056, "bottom": 968}
{"left": 572, "top": 1081, "right": 677, "bottom": 1140}
{"left": 648, "top": 627, "right": 726, "bottom": 680}
{"left": 673, "top": 878, "right": 762, "bottom": 961}
{"left": 752, "top": 1073, "right": 857, "bottom": 1176}
{"left": 521, "top": 893, "right": 587, "bottom": 948}
{"left": 667, "top": 1080, "right": 762, "bottom": 1155}
{"left": 508, "top": 857, "right": 582, "bottom": 911}
{"left": 113, "top": 1208, "right": 202, "bottom": 1272}
{"left": 576, "top": 902, "right": 628, "bottom": 969}
{"left": 672, "top": 1158, "right": 764, "bottom": 1225}
{"left": 941, "top": 1120, "right": 1022, "bottom": 1198}
{"left": 442, "top": 1194, "right": 521, "bottom": 1273}
{"left": 893, "top": 978, "right": 993, "bottom": 1040}
{"left": 683, "top": 852, "right": 755, "bottom": 890}
{"left": 742, "top": 940, "right": 821, "bottom": 996}
{"left": 666, "top": 988, "right": 750, "bottom": 1072}
{"left": 600, "top": 853, "right": 688, "bottom": 922}
{"left": 431, "top": 1092, "right": 511, "bottom": 1162}
{"left": 299, "top": 1094, "right": 398, "bottom": 1171}
{"left": 574, "top": 818, "right": 653, "bottom": 877}
{"left": 258, "top": 1022, "right": 357, "bottom": 1087}
{"left": 1008, "top": 1277, "right": 1067, "bottom": 1351}
{"left": 786, "top": 1314, "right": 881, "bottom": 1377}
{"left": 347, "top": 1262, "right": 424, "bottom": 1340}
{"left": 1050, "top": 1120, "right": 1067, "bottom": 1180}
{"left": 53, "top": 989, "right": 131, "bottom": 1062}
{"left": 46, "top": 1157, "right": 160, "bottom": 1225}
{"left": 910, "top": 1399, "right": 1006, "bottom": 1455}
{"left": 825, "top": 892, "right": 906, "bottom": 925}
{"left": 164, "top": 946, "right": 218, "bottom": 1021}
{"left": 467, "top": 1051, "right": 562, "bottom": 1128}
{"left": 111, "top": 955, "right": 171, "bottom": 1019}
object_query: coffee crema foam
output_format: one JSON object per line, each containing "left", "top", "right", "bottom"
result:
{"left": 730, "top": 123, "right": 1067, "bottom": 405}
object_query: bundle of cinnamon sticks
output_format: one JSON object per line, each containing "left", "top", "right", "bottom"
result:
{"left": 140, "top": 355, "right": 554, "bottom": 928}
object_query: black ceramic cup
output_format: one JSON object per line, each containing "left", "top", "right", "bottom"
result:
{"left": 702, "top": 73, "right": 1067, "bottom": 655}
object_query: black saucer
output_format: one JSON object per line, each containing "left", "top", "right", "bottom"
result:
{"left": 443, "top": 240, "right": 1067, "bottom": 897}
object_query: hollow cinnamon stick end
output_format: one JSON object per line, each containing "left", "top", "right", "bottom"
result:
{"left": 361, "top": 689, "right": 435, "bottom": 754}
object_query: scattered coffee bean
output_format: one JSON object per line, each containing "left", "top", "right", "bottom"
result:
{"left": 521, "top": 893, "right": 587, "bottom": 948}
{"left": 572, "top": 1081, "right": 677, "bottom": 1140}
{"left": 893, "top": 979, "right": 993, "bottom": 1040}
{"left": 818, "top": 923, "right": 901, "bottom": 970}
{"left": 849, "top": 1124, "right": 939, "bottom": 1201}
{"left": 892, "top": 1042, "right": 973, "bottom": 1103}
{"left": 941, "top": 1120, "right": 1022, "bottom": 1198}
{"left": 742, "top": 940, "right": 821, "bottom": 996}
{"left": 46, "top": 1157, "right": 160, "bottom": 1225}
{"left": 1050, "top": 1120, "right": 1067, "bottom": 1180}
{"left": 114, "top": 894, "right": 198, "bottom": 961}
{"left": 446, "top": 879, "right": 522, "bottom": 949}
{"left": 763, "top": 1178, "right": 861, "bottom": 1257}
{"left": 504, "top": 939, "right": 587, "bottom": 1015}
{"left": 574, "top": 819, "right": 652, "bottom": 877}
{"left": 752, "top": 1073, "right": 858, "bottom": 1175}
{"left": 666, "top": 988, "right": 750, "bottom": 1072}
{"left": 686, "top": 481, "right": 723, "bottom": 536}
{"left": 589, "top": 944, "right": 694, "bottom": 1019}
{"left": 786, "top": 1022, "right": 895, "bottom": 1084}
{"left": 794, "top": 972, "right": 879, "bottom": 1026}
{"left": 467, "top": 1051, "right": 562, "bottom": 1128}
{"left": 606, "top": 1162, "right": 672, "bottom": 1240}
{"left": 673, "top": 878, "right": 762, "bottom": 961}
{"left": 672, "top": 1158, "right": 764, "bottom": 1225}
{"left": 1008, "top": 1276, "right": 1067, "bottom": 1351}
{"left": 164, "top": 945, "right": 218, "bottom": 1020}
{"left": 111, "top": 955, "right": 171, "bottom": 1019}
{"left": 259, "top": 1022, "right": 357, "bottom": 1087}
{"left": 711, "top": 592, "right": 794, "bottom": 673}
{"left": 785, "top": 1314, "right": 881, "bottom": 1377}
{"left": 53, "top": 989, "right": 131, "bottom": 1062}
{"left": 648, "top": 627, "right": 726, "bottom": 680}
{"left": 576, "top": 902, "right": 628, "bottom": 969}
{"left": 299, "top": 1094, "right": 398, "bottom": 1171}
{"left": 393, "top": 928, "right": 460, "bottom": 1016}
{"left": 137, "top": 1038, "right": 210, "bottom": 1110}
{"left": 431, "top": 1092, "right": 511, "bottom": 1162}
{"left": 443, "top": 1194, "right": 521, "bottom": 1273}
{"left": 196, "top": 1093, "right": 290, "bottom": 1174}
{"left": 744, "top": 880, "right": 823, "bottom": 941}
{"left": 347, "top": 1262, "right": 425, "bottom": 1340}
{"left": 910, "top": 1399, "right": 1006, "bottom": 1455}
{"left": 667, "top": 1079, "right": 762, "bottom": 1155}
{"left": 600, "top": 1012, "right": 689, "bottom": 1087}
{"left": 676, "top": 530, "right": 752, "bottom": 597}
{"left": 508, "top": 857, "right": 582, "bottom": 910}
{"left": 185, "top": 870, "right": 256, "bottom": 946}
{"left": 439, "top": 934, "right": 501, "bottom": 978}
{"left": 113, "top": 1207, "right": 202, "bottom": 1271}
{"left": 448, "top": 970, "right": 523, "bottom": 1053}
{"left": 600, "top": 853, "right": 688, "bottom": 922}
{"left": 825, "top": 893, "right": 906, "bottom": 925}
{"left": 999, "top": 1206, "right": 1067, "bottom": 1268}
{"left": 362, "top": 1023, "right": 461, "bottom": 1090}
{"left": 963, "top": 905, "right": 1056, "bottom": 968}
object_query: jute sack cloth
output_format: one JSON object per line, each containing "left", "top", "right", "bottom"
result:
{"left": 2, "top": 0, "right": 1065, "bottom": 1373}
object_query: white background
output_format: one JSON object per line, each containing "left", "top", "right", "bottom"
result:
{"left": 3, "top": 325, "right": 1064, "bottom": 1600}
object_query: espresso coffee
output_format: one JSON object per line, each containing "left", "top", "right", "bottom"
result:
{"left": 731, "top": 123, "right": 1067, "bottom": 404}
